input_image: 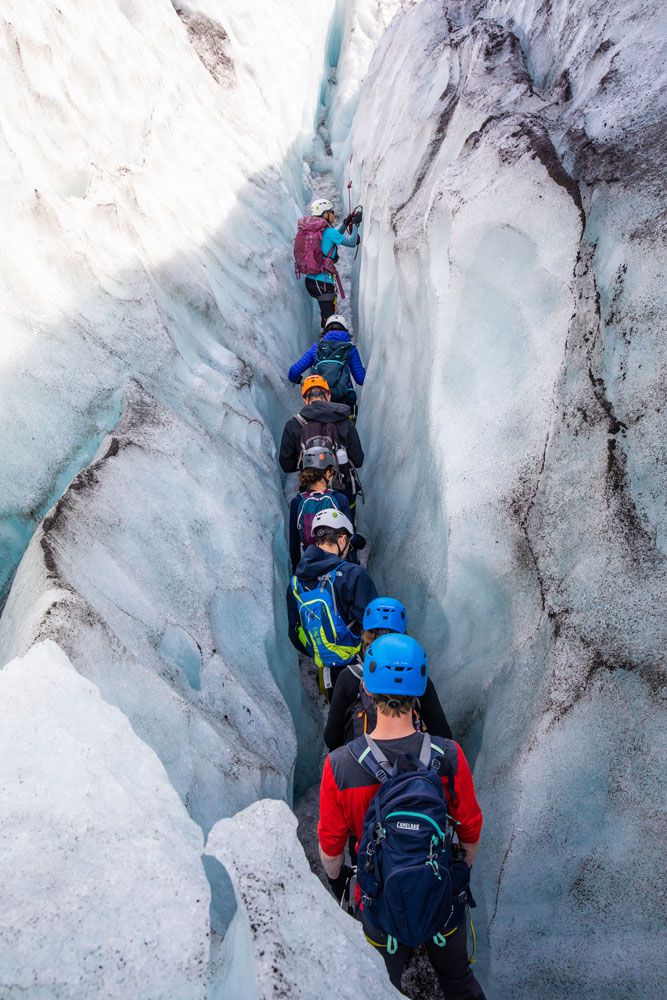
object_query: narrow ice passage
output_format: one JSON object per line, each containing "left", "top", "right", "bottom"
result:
{"left": 1, "top": 0, "right": 664, "bottom": 997}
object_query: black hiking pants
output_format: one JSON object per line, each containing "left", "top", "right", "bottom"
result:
{"left": 362, "top": 915, "right": 486, "bottom": 1000}
{"left": 305, "top": 276, "right": 337, "bottom": 327}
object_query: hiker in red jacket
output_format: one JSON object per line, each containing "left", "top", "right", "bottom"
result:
{"left": 318, "top": 634, "right": 485, "bottom": 999}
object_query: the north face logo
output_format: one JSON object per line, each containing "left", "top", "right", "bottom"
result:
{"left": 396, "top": 821, "right": 420, "bottom": 831}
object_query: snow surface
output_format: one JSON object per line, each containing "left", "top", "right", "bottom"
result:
{"left": 206, "top": 798, "right": 401, "bottom": 999}
{"left": 0, "top": 0, "right": 335, "bottom": 840}
{"left": 0, "top": 640, "right": 209, "bottom": 999}
{"left": 331, "top": 1, "right": 667, "bottom": 996}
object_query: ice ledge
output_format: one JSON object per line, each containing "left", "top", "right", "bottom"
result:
{"left": 206, "top": 798, "right": 402, "bottom": 999}
{"left": 0, "top": 640, "right": 210, "bottom": 999}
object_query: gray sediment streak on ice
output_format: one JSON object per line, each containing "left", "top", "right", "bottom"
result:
{"left": 0, "top": 0, "right": 339, "bottom": 990}
{"left": 328, "top": 0, "right": 667, "bottom": 996}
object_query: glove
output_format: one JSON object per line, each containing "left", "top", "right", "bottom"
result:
{"left": 352, "top": 206, "right": 363, "bottom": 226}
{"left": 343, "top": 213, "right": 354, "bottom": 229}
{"left": 327, "top": 864, "right": 354, "bottom": 902}
{"left": 350, "top": 532, "right": 366, "bottom": 551}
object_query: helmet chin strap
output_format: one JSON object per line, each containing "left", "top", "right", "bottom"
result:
{"left": 336, "top": 535, "right": 350, "bottom": 558}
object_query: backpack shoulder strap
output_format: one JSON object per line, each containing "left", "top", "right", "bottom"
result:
{"left": 346, "top": 659, "right": 363, "bottom": 680}
{"left": 318, "top": 561, "right": 345, "bottom": 585}
{"left": 427, "top": 736, "right": 459, "bottom": 798}
{"left": 316, "top": 562, "right": 346, "bottom": 619}
{"left": 347, "top": 734, "right": 392, "bottom": 784}
{"left": 418, "top": 731, "right": 433, "bottom": 766}
{"left": 295, "top": 413, "right": 307, "bottom": 427}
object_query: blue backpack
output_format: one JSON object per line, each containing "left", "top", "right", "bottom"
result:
{"left": 350, "top": 733, "right": 470, "bottom": 950}
{"left": 291, "top": 564, "right": 361, "bottom": 690}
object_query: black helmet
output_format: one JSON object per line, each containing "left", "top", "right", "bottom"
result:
{"left": 301, "top": 447, "right": 337, "bottom": 471}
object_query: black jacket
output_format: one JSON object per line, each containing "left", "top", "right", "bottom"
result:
{"left": 323, "top": 663, "right": 453, "bottom": 750}
{"left": 286, "top": 546, "right": 377, "bottom": 655}
{"left": 279, "top": 400, "right": 364, "bottom": 474}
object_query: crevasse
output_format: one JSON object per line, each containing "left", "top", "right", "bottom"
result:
{"left": 0, "top": 0, "right": 665, "bottom": 997}
{"left": 327, "top": 2, "right": 666, "bottom": 998}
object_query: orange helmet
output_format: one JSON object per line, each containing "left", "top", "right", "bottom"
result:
{"left": 301, "top": 374, "right": 330, "bottom": 398}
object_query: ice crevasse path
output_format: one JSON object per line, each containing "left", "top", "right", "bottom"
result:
{"left": 1, "top": 0, "right": 666, "bottom": 999}
{"left": 0, "top": 0, "right": 401, "bottom": 996}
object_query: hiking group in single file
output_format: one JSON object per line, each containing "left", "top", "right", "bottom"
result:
{"left": 281, "top": 196, "right": 486, "bottom": 999}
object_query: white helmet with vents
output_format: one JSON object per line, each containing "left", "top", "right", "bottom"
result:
{"left": 311, "top": 509, "right": 354, "bottom": 537}
{"left": 324, "top": 314, "right": 348, "bottom": 331}
{"left": 310, "top": 198, "right": 334, "bottom": 217}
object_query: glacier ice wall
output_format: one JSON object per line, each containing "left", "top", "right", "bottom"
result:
{"left": 207, "top": 798, "right": 401, "bottom": 999}
{"left": 0, "top": 641, "right": 210, "bottom": 998}
{"left": 0, "top": 0, "right": 335, "bottom": 835}
{"left": 333, "top": 1, "right": 667, "bottom": 996}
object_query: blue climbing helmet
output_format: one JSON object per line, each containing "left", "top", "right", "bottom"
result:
{"left": 363, "top": 633, "right": 428, "bottom": 698}
{"left": 363, "top": 597, "right": 407, "bottom": 634}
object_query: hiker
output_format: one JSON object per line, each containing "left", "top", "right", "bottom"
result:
{"left": 294, "top": 198, "right": 362, "bottom": 329}
{"left": 286, "top": 508, "right": 377, "bottom": 697}
{"left": 323, "top": 597, "right": 453, "bottom": 750}
{"left": 318, "top": 634, "right": 485, "bottom": 999}
{"left": 288, "top": 315, "right": 366, "bottom": 409}
{"left": 289, "top": 446, "right": 354, "bottom": 573}
{"left": 279, "top": 374, "right": 364, "bottom": 523}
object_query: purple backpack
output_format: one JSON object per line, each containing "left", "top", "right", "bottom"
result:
{"left": 294, "top": 216, "right": 340, "bottom": 287}
{"left": 296, "top": 490, "right": 342, "bottom": 549}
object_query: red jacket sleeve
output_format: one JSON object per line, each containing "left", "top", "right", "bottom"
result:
{"left": 318, "top": 756, "right": 350, "bottom": 857}
{"left": 447, "top": 743, "right": 483, "bottom": 844}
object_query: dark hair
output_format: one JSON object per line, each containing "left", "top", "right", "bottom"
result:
{"left": 314, "top": 527, "right": 350, "bottom": 545}
{"left": 304, "top": 388, "right": 328, "bottom": 402}
{"left": 299, "top": 466, "right": 332, "bottom": 492}
{"left": 371, "top": 693, "right": 416, "bottom": 718}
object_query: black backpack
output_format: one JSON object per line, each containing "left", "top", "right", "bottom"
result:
{"left": 295, "top": 414, "right": 340, "bottom": 463}
{"left": 295, "top": 414, "right": 352, "bottom": 493}
{"left": 344, "top": 661, "right": 377, "bottom": 740}
{"left": 351, "top": 733, "right": 470, "bottom": 949}
{"left": 313, "top": 341, "right": 354, "bottom": 402}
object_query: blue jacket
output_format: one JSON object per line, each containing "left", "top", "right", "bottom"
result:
{"left": 288, "top": 329, "right": 366, "bottom": 386}
{"left": 286, "top": 545, "right": 378, "bottom": 655}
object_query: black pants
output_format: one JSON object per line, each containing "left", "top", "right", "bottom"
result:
{"left": 362, "top": 916, "right": 486, "bottom": 1000}
{"left": 305, "top": 276, "right": 337, "bottom": 327}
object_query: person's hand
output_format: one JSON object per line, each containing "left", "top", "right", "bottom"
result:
{"left": 343, "top": 213, "right": 354, "bottom": 230}
{"left": 327, "top": 864, "right": 354, "bottom": 902}
{"left": 350, "top": 533, "right": 366, "bottom": 551}
{"left": 352, "top": 207, "right": 363, "bottom": 226}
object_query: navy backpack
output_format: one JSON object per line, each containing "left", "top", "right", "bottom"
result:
{"left": 350, "top": 732, "right": 470, "bottom": 950}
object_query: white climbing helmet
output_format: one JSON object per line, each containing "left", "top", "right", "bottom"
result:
{"left": 324, "top": 314, "right": 348, "bottom": 331}
{"left": 311, "top": 198, "right": 334, "bottom": 217}
{"left": 312, "top": 509, "right": 354, "bottom": 537}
